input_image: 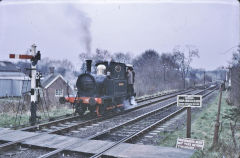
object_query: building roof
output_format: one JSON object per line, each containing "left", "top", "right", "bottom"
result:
{"left": 0, "top": 71, "right": 29, "bottom": 80}
{"left": 41, "top": 73, "right": 67, "bottom": 89}
{"left": 0, "top": 61, "right": 20, "bottom": 72}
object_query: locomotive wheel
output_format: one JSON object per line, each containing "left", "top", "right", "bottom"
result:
{"left": 89, "top": 106, "right": 96, "bottom": 113}
{"left": 98, "top": 104, "right": 106, "bottom": 116}
{"left": 96, "top": 105, "right": 105, "bottom": 117}
{"left": 76, "top": 105, "right": 85, "bottom": 116}
{"left": 119, "top": 105, "right": 125, "bottom": 112}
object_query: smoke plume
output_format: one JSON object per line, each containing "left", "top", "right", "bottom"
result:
{"left": 65, "top": 5, "right": 92, "bottom": 54}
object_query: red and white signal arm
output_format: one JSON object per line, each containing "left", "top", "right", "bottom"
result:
{"left": 177, "top": 95, "right": 202, "bottom": 108}
{"left": 9, "top": 54, "right": 33, "bottom": 59}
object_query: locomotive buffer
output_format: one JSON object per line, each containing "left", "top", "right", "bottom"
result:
{"left": 9, "top": 44, "right": 41, "bottom": 125}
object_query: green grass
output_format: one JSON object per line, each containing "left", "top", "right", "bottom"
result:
{"left": 0, "top": 113, "right": 30, "bottom": 128}
{"left": 0, "top": 106, "right": 74, "bottom": 128}
{"left": 158, "top": 91, "right": 240, "bottom": 158}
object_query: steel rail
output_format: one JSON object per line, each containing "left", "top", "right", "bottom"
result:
{"left": 12, "top": 113, "right": 75, "bottom": 130}
{"left": 136, "top": 89, "right": 181, "bottom": 102}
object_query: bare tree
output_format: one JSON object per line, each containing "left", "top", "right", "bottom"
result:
{"left": 133, "top": 50, "right": 162, "bottom": 95}
{"left": 94, "top": 49, "right": 112, "bottom": 62}
{"left": 78, "top": 49, "right": 113, "bottom": 73}
{"left": 173, "top": 45, "right": 199, "bottom": 88}
{"left": 113, "top": 52, "right": 132, "bottom": 64}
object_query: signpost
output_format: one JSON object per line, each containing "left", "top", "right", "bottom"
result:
{"left": 176, "top": 95, "right": 205, "bottom": 150}
{"left": 177, "top": 95, "right": 202, "bottom": 138}
{"left": 177, "top": 95, "right": 202, "bottom": 108}
{"left": 176, "top": 138, "right": 204, "bottom": 150}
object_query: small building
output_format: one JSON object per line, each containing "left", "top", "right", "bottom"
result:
{"left": 0, "top": 61, "right": 30, "bottom": 97}
{"left": 41, "top": 68, "right": 73, "bottom": 105}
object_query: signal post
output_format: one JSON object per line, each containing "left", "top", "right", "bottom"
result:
{"left": 9, "top": 44, "right": 41, "bottom": 125}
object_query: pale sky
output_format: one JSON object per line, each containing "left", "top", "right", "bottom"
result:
{"left": 0, "top": 0, "right": 239, "bottom": 70}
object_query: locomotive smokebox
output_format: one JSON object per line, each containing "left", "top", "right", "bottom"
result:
{"left": 86, "top": 60, "right": 92, "bottom": 73}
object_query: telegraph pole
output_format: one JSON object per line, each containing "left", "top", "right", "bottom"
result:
{"left": 212, "top": 84, "right": 223, "bottom": 147}
{"left": 163, "top": 64, "right": 166, "bottom": 82}
{"left": 10, "top": 44, "right": 41, "bottom": 125}
{"left": 204, "top": 71, "right": 206, "bottom": 87}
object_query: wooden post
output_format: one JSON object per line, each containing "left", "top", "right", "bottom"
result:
{"left": 212, "top": 84, "right": 223, "bottom": 147}
{"left": 204, "top": 71, "right": 206, "bottom": 87}
{"left": 186, "top": 107, "right": 191, "bottom": 138}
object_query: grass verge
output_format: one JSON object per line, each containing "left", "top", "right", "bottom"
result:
{"left": 158, "top": 91, "right": 240, "bottom": 158}
{"left": 0, "top": 106, "right": 74, "bottom": 128}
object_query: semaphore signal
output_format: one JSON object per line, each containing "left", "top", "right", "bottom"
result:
{"left": 9, "top": 54, "right": 33, "bottom": 59}
{"left": 9, "top": 44, "right": 41, "bottom": 125}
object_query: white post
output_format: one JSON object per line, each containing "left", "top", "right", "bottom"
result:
{"left": 30, "top": 44, "right": 38, "bottom": 125}
{"left": 31, "top": 44, "right": 37, "bottom": 103}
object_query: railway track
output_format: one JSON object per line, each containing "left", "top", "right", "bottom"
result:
{"left": 0, "top": 88, "right": 196, "bottom": 153}
{"left": 37, "top": 86, "right": 216, "bottom": 158}
{"left": 20, "top": 88, "right": 193, "bottom": 133}
{"left": 88, "top": 88, "right": 217, "bottom": 158}
{"left": 12, "top": 89, "right": 179, "bottom": 130}
{"left": 0, "top": 86, "right": 216, "bottom": 157}
{"left": 14, "top": 90, "right": 177, "bottom": 132}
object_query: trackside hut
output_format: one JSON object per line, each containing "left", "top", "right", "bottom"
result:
{"left": 41, "top": 73, "right": 73, "bottom": 105}
{"left": 0, "top": 61, "right": 30, "bottom": 97}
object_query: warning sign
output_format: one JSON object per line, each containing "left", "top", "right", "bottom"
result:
{"left": 176, "top": 138, "right": 204, "bottom": 150}
{"left": 177, "top": 95, "right": 202, "bottom": 107}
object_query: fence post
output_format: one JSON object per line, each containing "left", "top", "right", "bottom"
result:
{"left": 212, "top": 84, "right": 223, "bottom": 147}
{"left": 186, "top": 107, "right": 191, "bottom": 138}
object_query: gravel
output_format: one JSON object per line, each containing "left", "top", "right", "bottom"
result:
{"left": 0, "top": 145, "right": 52, "bottom": 158}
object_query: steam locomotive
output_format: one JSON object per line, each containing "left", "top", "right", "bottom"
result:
{"left": 60, "top": 60, "right": 133, "bottom": 116}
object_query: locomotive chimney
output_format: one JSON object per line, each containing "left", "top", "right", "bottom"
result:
{"left": 86, "top": 60, "right": 92, "bottom": 73}
{"left": 49, "top": 67, "right": 55, "bottom": 74}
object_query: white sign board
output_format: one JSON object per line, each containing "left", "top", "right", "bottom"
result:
{"left": 177, "top": 95, "right": 202, "bottom": 108}
{"left": 176, "top": 138, "right": 204, "bottom": 150}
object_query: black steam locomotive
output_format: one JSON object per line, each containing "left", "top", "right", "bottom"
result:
{"left": 60, "top": 60, "right": 132, "bottom": 116}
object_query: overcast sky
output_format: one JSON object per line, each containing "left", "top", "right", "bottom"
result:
{"left": 0, "top": 0, "right": 239, "bottom": 70}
